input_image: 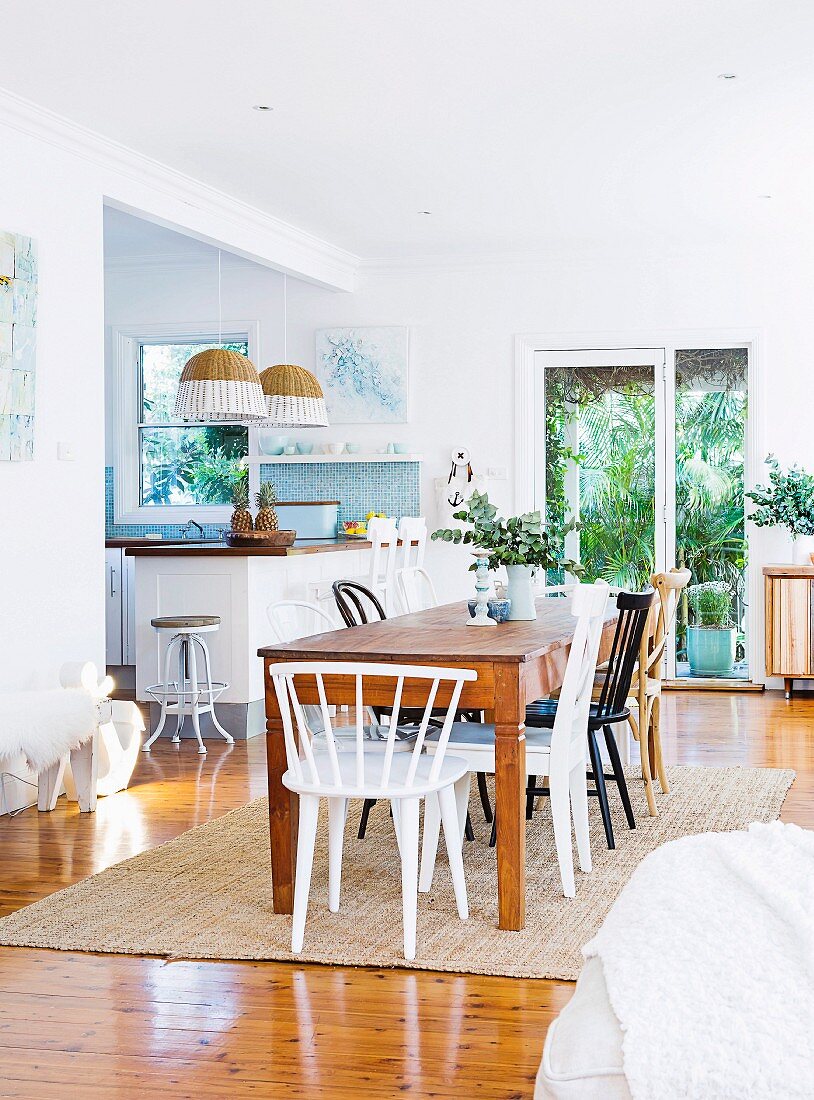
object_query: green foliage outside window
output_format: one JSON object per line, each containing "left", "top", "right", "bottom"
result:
{"left": 139, "top": 340, "right": 250, "bottom": 506}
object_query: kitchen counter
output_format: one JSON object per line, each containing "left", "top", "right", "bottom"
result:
{"left": 129, "top": 535, "right": 377, "bottom": 738}
{"left": 124, "top": 537, "right": 373, "bottom": 557}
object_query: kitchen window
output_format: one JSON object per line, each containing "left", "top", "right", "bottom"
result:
{"left": 113, "top": 321, "right": 259, "bottom": 524}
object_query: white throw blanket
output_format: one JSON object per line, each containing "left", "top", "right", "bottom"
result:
{"left": 0, "top": 689, "right": 96, "bottom": 772}
{"left": 584, "top": 822, "right": 814, "bottom": 1100}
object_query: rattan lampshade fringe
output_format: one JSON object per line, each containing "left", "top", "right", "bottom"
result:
{"left": 264, "top": 394, "right": 329, "bottom": 427}
{"left": 174, "top": 349, "right": 267, "bottom": 422}
{"left": 259, "top": 363, "right": 329, "bottom": 427}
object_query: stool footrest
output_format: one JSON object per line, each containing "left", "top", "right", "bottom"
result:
{"left": 146, "top": 680, "right": 228, "bottom": 703}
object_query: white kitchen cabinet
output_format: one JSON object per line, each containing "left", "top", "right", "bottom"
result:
{"left": 123, "top": 552, "right": 136, "bottom": 663}
{"left": 105, "top": 548, "right": 123, "bottom": 665}
{"left": 105, "top": 547, "right": 137, "bottom": 666}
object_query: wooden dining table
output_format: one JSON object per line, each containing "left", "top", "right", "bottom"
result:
{"left": 258, "top": 596, "right": 620, "bottom": 931}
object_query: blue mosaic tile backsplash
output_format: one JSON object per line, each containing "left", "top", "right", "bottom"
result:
{"left": 258, "top": 462, "right": 420, "bottom": 526}
{"left": 105, "top": 463, "right": 421, "bottom": 538}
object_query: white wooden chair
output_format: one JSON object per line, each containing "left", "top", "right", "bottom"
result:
{"left": 269, "top": 660, "right": 477, "bottom": 960}
{"left": 419, "top": 580, "right": 610, "bottom": 898}
{"left": 396, "top": 566, "right": 438, "bottom": 615}
{"left": 308, "top": 517, "right": 401, "bottom": 613}
{"left": 395, "top": 517, "right": 428, "bottom": 572}
{"left": 364, "top": 516, "right": 400, "bottom": 613}
{"left": 267, "top": 599, "right": 337, "bottom": 643}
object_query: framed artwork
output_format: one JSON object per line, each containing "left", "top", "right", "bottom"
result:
{"left": 314, "top": 326, "right": 408, "bottom": 423}
{"left": 0, "top": 231, "right": 37, "bottom": 461}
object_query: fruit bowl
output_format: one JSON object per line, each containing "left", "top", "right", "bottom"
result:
{"left": 342, "top": 520, "right": 368, "bottom": 538}
{"left": 227, "top": 529, "right": 297, "bottom": 547}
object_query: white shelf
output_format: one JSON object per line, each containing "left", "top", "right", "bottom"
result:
{"left": 241, "top": 453, "right": 423, "bottom": 465}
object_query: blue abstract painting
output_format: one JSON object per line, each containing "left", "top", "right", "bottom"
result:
{"left": 315, "top": 326, "right": 408, "bottom": 423}
{"left": 0, "top": 230, "right": 37, "bottom": 461}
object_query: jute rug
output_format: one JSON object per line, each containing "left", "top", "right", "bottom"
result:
{"left": 0, "top": 766, "right": 794, "bottom": 979}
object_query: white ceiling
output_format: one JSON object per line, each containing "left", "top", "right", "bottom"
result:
{"left": 4, "top": 1, "right": 814, "bottom": 259}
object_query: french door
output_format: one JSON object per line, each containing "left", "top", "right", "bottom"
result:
{"left": 530, "top": 345, "right": 750, "bottom": 681}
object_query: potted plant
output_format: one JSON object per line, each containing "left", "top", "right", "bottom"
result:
{"left": 686, "top": 581, "right": 736, "bottom": 676}
{"left": 746, "top": 454, "right": 814, "bottom": 563}
{"left": 431, "top": 490, "right": 580, "bottom": 620}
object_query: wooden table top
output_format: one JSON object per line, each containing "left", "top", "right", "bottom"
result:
{"left": 258, "top": 596, "right": 620, "bottom": 665}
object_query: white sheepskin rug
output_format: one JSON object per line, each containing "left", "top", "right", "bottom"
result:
{"left": 584, "top": 821, "right": 814, "bottom": 1100}
{"left": 0, "top": 689, "right": 96, "bottom": 772}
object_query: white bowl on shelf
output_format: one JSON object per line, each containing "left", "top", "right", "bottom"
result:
{"left": 258, "top": 432, "right": 288, "bottom": 456}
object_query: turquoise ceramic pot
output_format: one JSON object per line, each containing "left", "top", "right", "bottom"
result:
{"left": 505, "top": 564, "right": 537, "bottom": 620}
{"left": 687, "top": 626, "right": 736, "bottom": 676}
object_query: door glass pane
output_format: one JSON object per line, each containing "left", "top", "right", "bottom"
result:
{"left": 675, "top": 349, "right": 748, "bottom": 680}
{"left": 544, "top": 364, "right": 655, "bottom": 588}
{"left": 139, "top": 424, "right": 248, "bottom": 506}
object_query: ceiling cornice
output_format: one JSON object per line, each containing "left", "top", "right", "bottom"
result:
{"left": 0, "top": 87, "right": 360, "bottom": 292}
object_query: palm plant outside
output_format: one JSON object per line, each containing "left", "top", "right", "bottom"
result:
{"left": 545, "top": 377, "right": 747, "bottom": 665}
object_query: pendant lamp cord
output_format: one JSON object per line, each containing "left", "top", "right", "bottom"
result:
{"left": 283, "top": 273, "right": 288, "bottom": 362}
{"left": 217, "top": 249, "right": 222, "bottom": 346}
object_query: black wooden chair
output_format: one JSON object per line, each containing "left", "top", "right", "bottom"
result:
{"left": 332, "top": 579, "right": 387, "bottom": 627}
{"left": 522, "top": 589, "right": 655, "bottom": 850}
{"left": 331, "top": 579, "right": 492, "bottom": 839}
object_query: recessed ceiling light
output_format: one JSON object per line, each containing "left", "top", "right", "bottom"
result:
{"left": 718, "top": 73, "right": 737, "bottom": 80}
{"left": 253, "top": 105, "right": 273, "bottom": 112}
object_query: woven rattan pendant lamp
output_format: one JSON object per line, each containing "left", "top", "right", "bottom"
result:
{"left": 174, "top": 252, "right": 267, "bottom": 422}
{"left": 260, "top": 275, "right": 329, "bottom": 427}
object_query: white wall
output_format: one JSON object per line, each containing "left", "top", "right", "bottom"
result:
{"left": 288, "top": 242, "right": 813, "bottom": 685}
{"left": 104, "top": 256, "right": 285, "bottom": 466}
{"left": 0, "top": 123, "right": 105, "bottom": 690}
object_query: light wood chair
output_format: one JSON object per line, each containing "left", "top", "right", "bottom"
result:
{"left": 269, "top": 660, "right": 476, "bottom": 960}
{"left": 420, "top": 580, "right": 611, "bottom": 898}
{"left": 627, "top": 568, "right": 691, "bottom": 816}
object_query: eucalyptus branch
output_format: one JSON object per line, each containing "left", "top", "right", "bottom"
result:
{"left": 432, "top": 490, "right": 584, "bottom": 575}
{"left": 746, "top": 455, "right": 814, "bottom": 537}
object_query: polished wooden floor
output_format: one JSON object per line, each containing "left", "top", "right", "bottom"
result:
{"left": 0, "top": 691, "right": 811, "bottom": 1099}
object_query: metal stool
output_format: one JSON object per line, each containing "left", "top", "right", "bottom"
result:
{"left": 143, "top": 616, "right": 233, "bottom": 755}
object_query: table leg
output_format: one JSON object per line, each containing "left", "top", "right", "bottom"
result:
{"left": 265, "top": 661, "right": 298, "bottom": 914}
{"left": 493, "top": 665, "right": 526, "bottom": 930}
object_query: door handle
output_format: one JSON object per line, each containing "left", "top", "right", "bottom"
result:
{"left": 109, "top": 566, "right": 117, "bottom": 598}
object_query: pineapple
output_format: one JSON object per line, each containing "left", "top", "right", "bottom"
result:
{"left": 255, "top": 481, "right": 279, "bottom": 532}
{"left": 230, "top": 479, "right": 253, "bottom": 532}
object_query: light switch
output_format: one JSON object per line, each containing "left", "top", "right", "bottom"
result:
{"left": 57, "top": 441, "right": 76, "bottom": 461}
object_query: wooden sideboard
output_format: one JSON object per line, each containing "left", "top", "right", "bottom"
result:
{"left": 763, "top": 565, "right": 814, "bottom": 697}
